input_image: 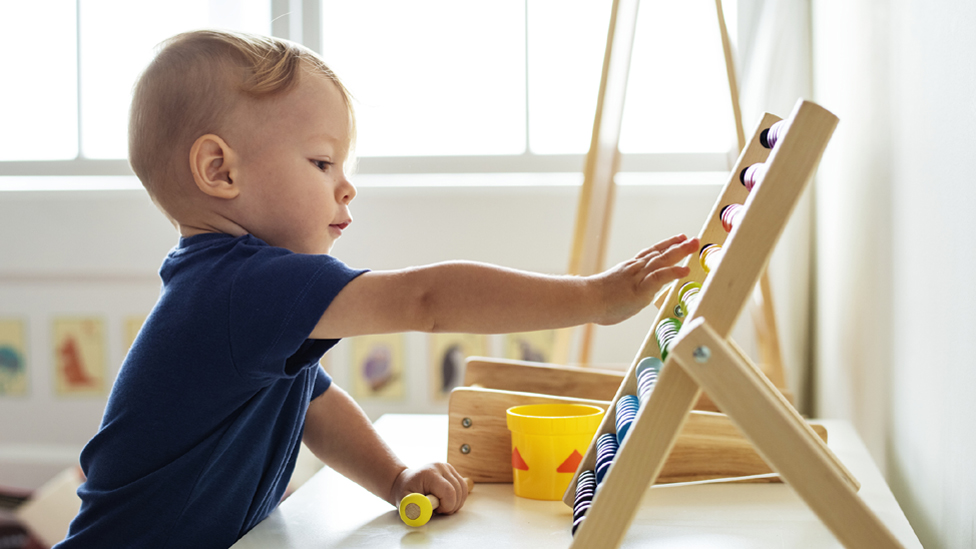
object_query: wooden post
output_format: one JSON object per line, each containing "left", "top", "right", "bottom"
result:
{"left": 553, "top": 0, "right": 640, "bottom": 365}
{"left": 714, "top": 0, "right": 790, "bottom": 394}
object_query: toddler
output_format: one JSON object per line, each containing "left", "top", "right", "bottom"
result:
{"left": 56, "top": 29, "right": 698, "bottom": 548}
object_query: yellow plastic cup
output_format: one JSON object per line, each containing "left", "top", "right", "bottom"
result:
{"left": 506, "top": 403, "right": 605, "bottom": 500}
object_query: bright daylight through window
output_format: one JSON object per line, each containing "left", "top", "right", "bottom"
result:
{"left": 0, "top": 0, "right": 737, "bottom": 179}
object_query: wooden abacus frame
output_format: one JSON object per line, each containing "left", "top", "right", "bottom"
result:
{"left": 564, "top": 99, "right": 906, "bottom": 549}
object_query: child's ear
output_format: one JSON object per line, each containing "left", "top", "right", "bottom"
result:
{"left": 189, "top": 134, "right": 240, "bottom": 200}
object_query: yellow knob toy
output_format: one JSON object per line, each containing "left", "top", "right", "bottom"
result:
{"left": 399, "top": 492, "right": 437, "bottom": 527}
{"left": 398, "top": 477, "right": 474, "bottom": 527}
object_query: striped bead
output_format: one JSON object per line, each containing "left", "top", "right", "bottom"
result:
{"left": 699, "top": 244, "right": 724, "bottom": 273}
{"left": 595, "top": 433, "right": 619, "bottom": 484}
{"left": 655, "top": 317, "right": 682, "bottom": 361}
{"left": 615, "top": 394, "right": 640, "bottom": 445}
{"left": 761, "top": 120, "right": 788, "bottom": 149}
{"left": 740, "top": 162, "right": 767, "bottom": 192}
{"left": 636, "top": 357, "right": 661, "bottom": 405}
{"left": 678, "top": 282, "right": 702, "bottom": 317}
{"left": 720, "top": 203, "right": 744, "bottom": 233}
{"left": 572, "top": 469, "right": 597, "bottom": 535}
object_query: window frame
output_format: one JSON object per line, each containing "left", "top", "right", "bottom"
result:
{"left": 0, "top": 0, "right": 737, "bottom": 182}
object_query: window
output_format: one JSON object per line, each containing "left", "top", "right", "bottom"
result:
{"left": 80, "top": 0, "right": 271, "bottom": 159}
{"left": 0, "top": 0, "right": 78, "bottom": 161}
{"left": 0, "top": 0, "right": 738, "bottom": 179}
{"left": 322, "top": 0, "right": 737, "bottom": 159}
{"left": 0, "top": 0, "right": 269, "bottom": 163}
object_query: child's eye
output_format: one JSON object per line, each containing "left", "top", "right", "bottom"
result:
{"left": 312, "top": 159, "right": 333, "bottom": 171}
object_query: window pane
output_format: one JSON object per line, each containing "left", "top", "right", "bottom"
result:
{"left": 529, "top": 1, "right": 737, "bottom": 155}
{"left": 321, "top": 0, "right": 526, "bottom": 157}
{"left": 619, "top": 2, "right": 737, "bottom": 153}
{"left": 79, "top": 0, "right": 271, "bottom": 159}
{"left": 527, "top": 0, "right": 610, "bottom": 154}
{"left": 0, "top": 0, "right": 78, "bottom": 161}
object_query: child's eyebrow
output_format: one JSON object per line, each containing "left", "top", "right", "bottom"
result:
{"left": 308, "top": 133, "right": 347, "bottom": 148}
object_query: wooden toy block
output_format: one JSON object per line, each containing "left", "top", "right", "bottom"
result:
{"left": 446, "top": 386, "right": 825, "bottom": 485}
{"left": 465, "top": 357, "right": 728, "bottom": 412}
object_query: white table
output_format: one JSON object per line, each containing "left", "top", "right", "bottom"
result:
{"left": 233, "top": 414, "right": 921, "bottom": 548}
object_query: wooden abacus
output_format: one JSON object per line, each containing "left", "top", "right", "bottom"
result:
{"left": 564, "top": 99, "right": 905, "bottom": 548}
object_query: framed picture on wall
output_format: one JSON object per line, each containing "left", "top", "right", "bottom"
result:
{"left": 52, "top": 317, "right": 107, "bottom": 397}
{"left": 0, "top": 318, "right": 28, "bottom": 397}
{"left": 348, "top": 333, "right": 406, "bottom": 401}
{"left": 428, "top": 333, "right": 488, "bottom": 400}
{"left": 503, "top": 330, "right": 556, "bottom": 364}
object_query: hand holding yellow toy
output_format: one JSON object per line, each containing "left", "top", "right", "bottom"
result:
{"left": 398, "top": 477, "right": 474, "bottom": 527}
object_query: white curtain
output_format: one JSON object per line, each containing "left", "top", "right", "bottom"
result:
{"left": 809, "top": 1, "right": 894, "bottom": 469}
{"left": 738, "top": 0, "right": 892, "bottom": 467}
{"left": 735, "top": 0, "right": 815, "bottom": 414}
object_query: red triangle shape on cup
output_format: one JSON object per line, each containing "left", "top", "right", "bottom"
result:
{"left": 557, "top": 450, "right": 583, "bottom": 473}
{"left": 512, "top": 447, "right": 529, "bottom": 470}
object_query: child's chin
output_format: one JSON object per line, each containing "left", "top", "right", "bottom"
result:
{"left": 318, "top": 240, "right": 336, "bottom": 255}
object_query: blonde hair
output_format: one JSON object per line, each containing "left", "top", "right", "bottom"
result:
{"left": 128, "top": 29, "right": 355, "bottom": 213}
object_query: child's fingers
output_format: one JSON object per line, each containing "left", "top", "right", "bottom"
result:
{"left": 439, "top": 473, "right": 462, "bottom": 514}
{"left": 428, "top": 475, "right": 458, "bottom": 515}
{"left": 645, "top": 237, "right": 699, "bottom": 268}
{"left": 635, "top": 234, "right": 690, "bottom": 259}
{"left": 641, "top": 264, "right": 691, "bottom": 290}
{"left": 455, "top": 469, "right": 470, "bottom": 507}
{"left": 446, "top": 469, "right": 469, "bottom": 514}
{"left": 432, "top": 465, "right": 467, "bottom": 514}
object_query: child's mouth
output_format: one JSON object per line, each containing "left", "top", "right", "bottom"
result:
{"left": 330, "top": 221, "right": 351, "bottom": 235}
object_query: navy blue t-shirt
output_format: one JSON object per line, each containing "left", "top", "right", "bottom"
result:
{"left": 57, "top": 233, "right": 366, "bottom": 548}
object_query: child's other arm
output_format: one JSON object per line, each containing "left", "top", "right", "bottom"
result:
{"left": 303, "top": 385, "right": 468, "bottom": 513}
{"left": 311, "top": 234, "right": 698, "bottom": 340}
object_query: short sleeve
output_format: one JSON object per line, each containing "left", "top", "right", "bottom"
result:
{"left": 312, "top": 365, "right": 332, "bottom": 400}
{"left": 228, "top": 246, "right": 366, "bottom": 382}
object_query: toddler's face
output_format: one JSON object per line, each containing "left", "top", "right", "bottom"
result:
{"left": 231, "top": 69, "right": 356, "bottom": 255}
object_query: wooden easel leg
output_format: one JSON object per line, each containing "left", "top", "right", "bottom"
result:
{"left": 753, "top": 270, "right": 789, "bottom": 389}
{"left": 727, "top": 335, "right": 860, "bottom": 491}
{"left": 671, "top": 319, "right": 905, "bottom": 549}
{"left": 556, "top": 0, "right": 638, "bottom": 366}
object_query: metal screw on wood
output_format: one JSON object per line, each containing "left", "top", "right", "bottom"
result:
{"left": 462, "top": 418, "right": 472, "bottom": 428}
{"left": 693, "top": 345, "right": 711, "bottom": 363}
{"left": 460, "top": 444, "right": 471, "bottom": 454}
{"left": 673, "top": 304, "right": 685, "bottom": 318}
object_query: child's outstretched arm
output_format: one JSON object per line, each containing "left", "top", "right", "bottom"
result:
{"left": 302, "top": 384, "right": 468, "bottom": 513}
{"left": 312, "top": 234, "right": 698, "bottom": 339}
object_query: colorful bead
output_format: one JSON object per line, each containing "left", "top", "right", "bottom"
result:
{"left": 572, "top": 470, "right": 597, "bottom": 535}
{"left": 655, "top": 317, "right": 681, "bottom": 361}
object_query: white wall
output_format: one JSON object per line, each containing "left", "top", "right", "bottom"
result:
{"left": 3, "top": 173, "right": 771, "bottom": 491}
{"left": 813, "top": 1, "right": 976, "bottom": 547}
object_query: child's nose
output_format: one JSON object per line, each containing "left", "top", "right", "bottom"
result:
{"left": 338, "top": 178, "right": 356, "bottom": 204}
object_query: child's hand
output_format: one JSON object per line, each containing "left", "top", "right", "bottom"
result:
{"left": 591, "top": 234, "right": 699, "bottom": 326}
{"left": 391, "top": 462, "right": 469, "bottom": 515}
